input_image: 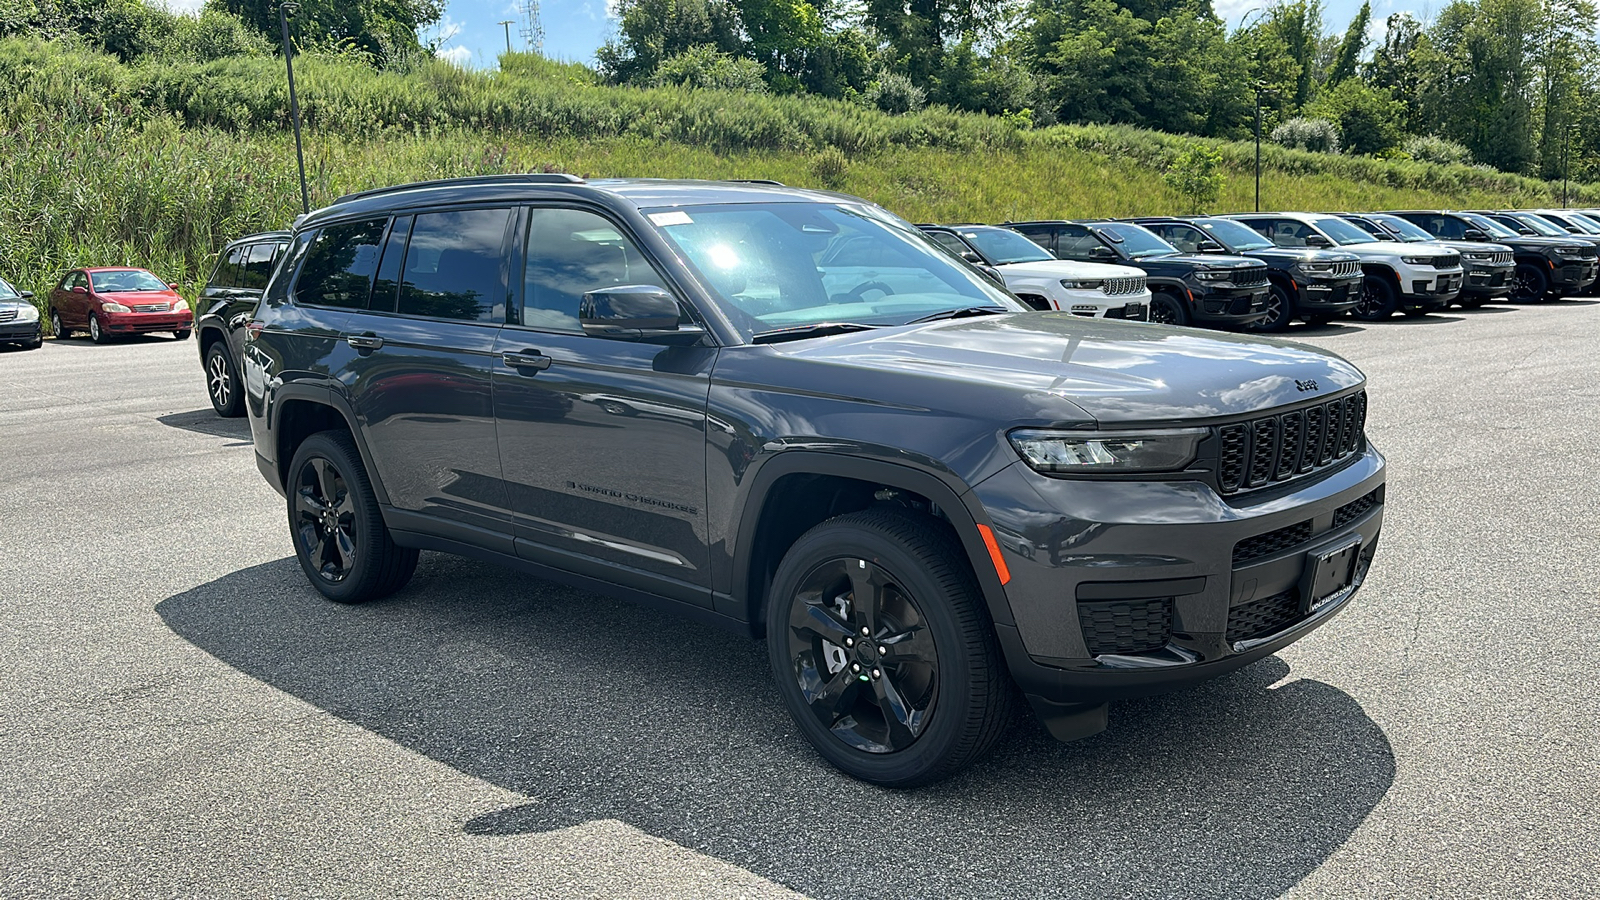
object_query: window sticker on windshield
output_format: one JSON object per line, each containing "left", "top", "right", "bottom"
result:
{"left": 649, "top": 211, "right": 693, "bottom": 227}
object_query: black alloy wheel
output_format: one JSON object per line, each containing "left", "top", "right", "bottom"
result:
{"left": 1250, "top": 283, "right": 1294, "bottom": 332}
{"left": 1148, "top": 291, "right": 1189, "bottom": 326}
{"left": 49, "top": 310, "right": 70, "bottom": 339}
{"left": 205, "top": 343, "right": 244, "bottom": 418}
{"left": 767, "top": 508, "right": 1014, "bottom": 787}
{"left": 1511, "top": 264, "right": 1549, "bottom": 303}
{"left": 1352, "top": 276, "right": 1398, "bottom": 321}
{"left": 287, "top": 431, "right": 418, "bottom": 604}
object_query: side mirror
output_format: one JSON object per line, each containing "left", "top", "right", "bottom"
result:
{"left": 72, "top": 286, "right": 88, "bottom": 294}
{"left": 1304, "top": 234, "right": 1332, "bottom": 248}
{"left": 1196, "top": 241, "right": 1225, "bottom": 253}
{"left": 1088, "top": 245, "right": 1117, "bottom": 260}
{"left": 580, "top": 285, "right": 686, "bottom": 337}
{"left": 168, "top": 282, "right": 180, "bottom": 289}
{"left": 1462, "top": 229, "right": 1487, "bottom": 241}
{"left": 1518, "top": 227, "right": 1536, "bottom": 235}
{"left": 961, "top": 250, "right": 984, "bottom": 264}
{"left": 977, "top": 264, "right": 1006, "bottom": 287}
{"left": 19, "top": 291, "right": 33, "bottom": 300}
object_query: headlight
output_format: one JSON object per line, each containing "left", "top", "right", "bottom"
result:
{"left": 1009, "top": 428, "right": 1208, "bottom": 474}
{"left": 1463, "top": 251, "right": 1492, "bottom": 262}
{"left": 171, "top": 298, "right": 190, "bottom": 312}
{"left": 1194, "top": 271, "right": 1230, "bottom": 281}
{"left": 1061, "top": 279, "right": 1104, "bottom": 290}
{"left": 1555, "top": 247, "right": 1590, "bottom": 259}
{"left": 1399, "top": 256, "right": 1432, "bottom": 265}
{"left": 12, "top": 303, "right": 39, "bottom": 323}
{"left": 101, "top": 301, "right": 130, "bottom": 313}
{"left": 1298, "top": 261, "right": 1333, "bottom": 274}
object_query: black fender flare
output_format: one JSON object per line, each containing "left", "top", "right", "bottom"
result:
{"left": 266, "top": 381, "right": 392, "bottom": 507}
{"left": 1144, "top": 277, "right": 1191, "bottom": 304}
{"left": 729, "top": 450, "right": 1015, "bottom": 629}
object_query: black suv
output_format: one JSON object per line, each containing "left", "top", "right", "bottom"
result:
{"left": 1006, "top": 220, "right": 1271, "bottom": 328}
{"left": 1394, "top": 211, "right": 1598, "bottom": 301}
{"left": 1132, "top": 216, "right": 1362, "bottom": 331}
{"left": 245, "top": 176, "right": 1387, "bottom": 786}
{"left": 196, "top": 231, "right": 291, "bottom": 416}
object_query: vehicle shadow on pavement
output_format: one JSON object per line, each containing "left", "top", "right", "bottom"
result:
{"left": 44, "top": 334, "right": 189, "bottom": 349}
{"left": 158, "top": 553, "right": 1395, "bottom": 900}
{"left": 157, "top": 409, "right": 251, "bottom": 442}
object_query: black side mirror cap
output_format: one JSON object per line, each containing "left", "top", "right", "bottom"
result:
{"left": 580, "top": 285, "right": 685, "bottom": 337}
{"left": 1089, "top": 246, "right": 1117, "bottom": 260}
{"left": 1462, "top": 229, "right": 1487, "bottom": 241}
{"left": 1304, "top": 235, "right": 1332, "bottom": 248}
{"left": 1197, "top": 241, "right": 1224, "bottom": 253}
{"left": 19, "top": 291, "right": 33, "bottom": 300}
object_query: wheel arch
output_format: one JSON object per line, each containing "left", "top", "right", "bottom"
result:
{"left": 272, "top": 388, "right": 392, "bottom": 507}
{"left": 731, "top": 452, "right": 1013, "bottom": 633}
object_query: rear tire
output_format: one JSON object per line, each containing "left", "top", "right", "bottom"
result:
{"left": 205, "top": 342, "right": 244, "bottom": 418}
{"left": 287, "top": 430, "right": 418, "bottom": 604}
{"left": 766, "top": 508, "right": 1015, "bottom": 787}
{"left": 1352, "top": 276, "right": 1398, "bottom": 321}
{"left": 1148, "top": 291, "right": 1189, "bottom": 326}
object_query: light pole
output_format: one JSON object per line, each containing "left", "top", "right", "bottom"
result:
{"left": 1562, "top": 124, "right": 1575, "bottom": 209}
{"left": 498, "top": 20, "right": 515, "bottom": 55}
{"left": 1254, "top": 83, "right": 1266, "bottom": 212}
{"left": 278, "top": 2, "right": 309, "bottom": 215}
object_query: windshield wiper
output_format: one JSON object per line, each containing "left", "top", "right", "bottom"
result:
{"left": 906, "top": 306, "right": 1009, "bottom": 324}
{"left": 752, "top": 322, "right": 879, "bottom": 345}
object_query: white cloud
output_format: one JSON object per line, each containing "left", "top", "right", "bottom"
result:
{"left": 438, "top": 45, "right": 472, "bottom": 66}
{"left": 146, "top": 0, "right": 205, "bottom": 12}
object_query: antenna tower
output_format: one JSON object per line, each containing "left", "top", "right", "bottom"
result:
{"left": 519, "top": 0, "right": 544, "bottom": 55}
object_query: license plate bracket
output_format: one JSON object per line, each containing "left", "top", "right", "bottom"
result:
{"left": 1122, "top": 302, "right": 1146, "bottom": 320}
{"left": 1300, "top": 537, "right": 1361, "bottom": 614}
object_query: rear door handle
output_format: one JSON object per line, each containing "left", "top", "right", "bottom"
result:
{"left": 502, "top": 350, "right": 552, "bottom": 372}
{"left": 346, "top": 333, "right": 384, "bottom": 351}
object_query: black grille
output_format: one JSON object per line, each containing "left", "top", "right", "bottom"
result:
{"left": 1233, "top": 521, "right": 1313, "bottom": 566}
{"left": 1226, "top": 590, "right": 1302, "bottom": 642}
{"left": 1431, "top": 254, "right": 1461, "bottom": 269}
{"left": 1235, "top": 266, "right": 1269, "bottom": 287}
{"left": 1079, "top": 598, "right": 1172, "bottom": 656}
{"left": 1332, "top": 488, "right": 1382, "bottom": 530}
{"left": 1218, "top": 391, "right": 1366, "bottom": 495}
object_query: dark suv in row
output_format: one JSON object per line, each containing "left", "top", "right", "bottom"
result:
{"left": 1006, "top": 219, "right": 1272, "bottom": 327}
{"left": 244, "top": 176, "right": 1387, "bottom": 786}
{"left": 196, "top": 231, "right": 291, "bottom": 416}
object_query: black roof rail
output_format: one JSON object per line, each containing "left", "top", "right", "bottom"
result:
{"left": 729, "top": 179, "right": 785, "bottom": 185}
{"left": 333, "top": 173, "right": 585, "bottom": 205}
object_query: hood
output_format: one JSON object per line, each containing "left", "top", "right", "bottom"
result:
{"left": 1436, "top": 240, "right": 1514, "bottom": 254}
{"left": 1506, "top": 234, "right": 1598, "bottom": 250}
{"left": 1152, "top": 253, "right": 1264, "bottom": 270}
{"left": 997, "top": 259, "right": 1145, "bottom": 280}
{"left": 100, "top": 290, "right": 180, "bottom": 302}
{"left": 1246, "top": 247, "right": 1361, "bottom": 264}
{"left": 784, "top": 313, "right": 1364, "bottom": 425}
{"left": 1339, "top": 240, "right": 1459, "bottom": 257}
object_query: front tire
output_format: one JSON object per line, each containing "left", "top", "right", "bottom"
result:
{"left": 287, "top": 430, "right": 418, "bottom": 604}
{"left": 1352, "top": 276, "right": 1398, "bottom": 321}
{"left": 205, "top": 343, "right": 244, "bottom": 418}
{"left": 88, "top": 314, "right": 110, "bottom": 344}
{"left": 1250, "top": 282, "right": 1294, "bottom": 332}
{"left": 1148, "top": 291, "right": 1189, "bottom": 326}
{"left": 1511, "top": 264, "right": 1549, "bottom": 303}
{"left": 766, "top": 508, "right": 1015, "bottom": 787}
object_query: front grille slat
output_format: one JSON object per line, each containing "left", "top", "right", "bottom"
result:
{"left": 0, "top": 309, "right": 16, "bottom": 323}
{"left": 1219, "top": 390, "right": 1367, "bottom": 495}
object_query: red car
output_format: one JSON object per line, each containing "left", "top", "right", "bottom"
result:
{"left": 48, "top": 267, "right": 192, "bottom": 343}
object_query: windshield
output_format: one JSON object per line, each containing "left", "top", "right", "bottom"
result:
{"left": 1543, "top": 212, "right": 1600, "bottom": 234}
{"left": 959, "top": 227, "right": 1054, "bottom": 264}
{"left": 90, "top": 270, "right": 168, "bottom": 292}
{"left": 646, "top": 202, "right": 1020, "bottom": 335}
{"left": 1508, "top": 213, "right": 1568, "bottom": 237}
{"left": 1341, "top": 218, "right": 1394, "bottom": 241}
{"left": 1094, "top": 223, "right": 1179, "bottom": 258}
{"left": 1462, "top": 213, "right": 1518, "bottom": 238}
{"left": 1310, "top": 217, "right": 1382, "bottom": 246}
{"left": 1368, "top": 215, "right": 1437, "bottom": 242}
{"left": 1566, "top": 212, "right": 1600, "bottom": 233}
{"left": 0, "top": 277, "right": 18, "bottom": 299}
{"left": 1195, "top": 218, "right": 1274, "bottom": 251}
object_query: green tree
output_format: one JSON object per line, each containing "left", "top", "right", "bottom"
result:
{"left": 1263, "top": 0, "right": 1325, "bottom": 109}
{"left": 1417, "top": 0, "right": 1540, "bottom": 172}
{"left": 1366, "top": 13, "right": 1427, "bottom": 131}
{"left": 205, "top": 0, "right": 444, "bottom": 62}
{"left": 1324, "top": 1, "right": 1370, "bottom": 88}
{"left": 1532, "top": 0, "right": 1599, "bottom": 178}
{"left": 1164, "top": 144, "right": 1225, "bottom": 213}
{"left": 597, "top": 0, "right": 743, "bottom": 85}
{"left": 1306, "top": 78, "right": 1403, "bottom": 154}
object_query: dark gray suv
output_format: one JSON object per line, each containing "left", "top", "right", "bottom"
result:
{"left": 243, "top": 176, "right": 1387, "bottom": 786}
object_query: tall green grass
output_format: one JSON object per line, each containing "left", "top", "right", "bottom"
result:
{"left": 0, "top": 35, "right": 1593, "bottom": 320}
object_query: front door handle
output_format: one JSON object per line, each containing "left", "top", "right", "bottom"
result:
{"left": 502, "top": 349, "right": 553, "bottom": 372}
{"left": 346, "top": 333, "right": 384, "bottom": 351}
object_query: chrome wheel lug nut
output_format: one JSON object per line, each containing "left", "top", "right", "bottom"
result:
{"left": 851, "top": 663, "right": 861, "bottom": 673}
{"left": 861, "top": 627, "right": 870, "bottom": 636}
{"left": 871, "top": 669, "right": 880, "bottom": 679}
{"left": 844, "top": 637, "right": 855, "bottom": 647}
{"left": 877, "top": 646, "right": 888, "bottom": 656}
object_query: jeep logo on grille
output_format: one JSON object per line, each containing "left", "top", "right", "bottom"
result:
{"left": 1296, "top": 379, "right": 1320, "bottom": 392}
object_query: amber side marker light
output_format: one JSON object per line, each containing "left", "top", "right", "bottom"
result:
{"left": 976, "top": 525, "right": 1012, "bottom": 585}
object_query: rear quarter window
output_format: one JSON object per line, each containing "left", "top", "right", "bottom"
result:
{"left": 293, "top": 219, "right": 387, "bottom": 309}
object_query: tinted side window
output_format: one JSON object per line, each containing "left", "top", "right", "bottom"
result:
{"left": 927, "top": 232, "right": 970, "bottom": 256}
{"left": 1153, "top": 224, "right": 1206, "bottom": 252}
{"left": 1053, "top": 226, "right": 1103, "bottom": 261}
{"left": 238, "top": 243, "right": 277, "bottom": 291}
{"left": 294, "top": 219, "right": 387, "bottom": 309}
{"left": 522, "top": 208, "right": 669, "bottom": 332}
{"left": 1430, "top": 216, "right": 1466, "bottom": 239}
{"left": 210, "top": 247, "right": 245, "bottom": 289}
{"left": 370, "top": 216, "right": 413, "bottom": 314}
{"left": 397, "top": 208, "right": 511, "bottom": 322}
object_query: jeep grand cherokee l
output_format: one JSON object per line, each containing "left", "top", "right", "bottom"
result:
{"left": 196, "top": 232, "right": 292, "bottom": 417}
{"left": 1337, "top": 213, "right": 1513, "bottom": 308}
{"left": 1132, "top": 216, "right": 1362, "bottom": 331}
{"left": 1007, "top": 220, "right": 1271, "bottom": 328}
{"left": 244, "top": 176, "right": 1387, "bottom": 786}
{"left": 1395, "top": 211, "right": 1599, "bottom": 301}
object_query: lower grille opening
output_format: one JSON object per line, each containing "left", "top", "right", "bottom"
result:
{"left": 1233, "top": 521, "right": 1313, "bottom": 566}
{"left": 1226, "top": 590, "right": 1301, "bottom": 643}
{"left": 1079, "top": 598, "right": 1172, "bottom": 656}
{"left": 1332, "top": 487, "right": 1383, "bottom": 530}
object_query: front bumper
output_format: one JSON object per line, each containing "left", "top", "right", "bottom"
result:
{"left": 972, "top": 444, "right": 1385, "bottom": 725}
{"left": 1298, "top": 275, "right": 1364, "bottom": 312}
{"left": 0, "top": 320, "right": 42, "bottom": 343}
{"left": 1189, "top": 284, "right": 1270, "bottom": 325}
{"left": 1397, "top": 269, "right": 1463, "bottom": 309}
{"left": 104, "top": 311, "right": 193, "bottom": 334}
{"left": 1549, "top": 259, "right": 1599, "bottom": 292}
{"left": 1055, "top": 289, "right": 1152, "bottom": 321}
{"left": 1461, "top": 261, "right": 1514, "bottom": 299}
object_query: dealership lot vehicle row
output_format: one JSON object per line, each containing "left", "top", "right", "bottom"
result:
{"left": 2, "top": 290, "right": 1598, "bottom": 899}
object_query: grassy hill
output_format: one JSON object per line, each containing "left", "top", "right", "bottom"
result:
{"left": 0, "top": 37, "right": 1592, "bottom": 305}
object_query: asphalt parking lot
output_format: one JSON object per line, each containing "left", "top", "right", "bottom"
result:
{"left": 2, "top": 302, "right": 1597, "bottom": 899}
